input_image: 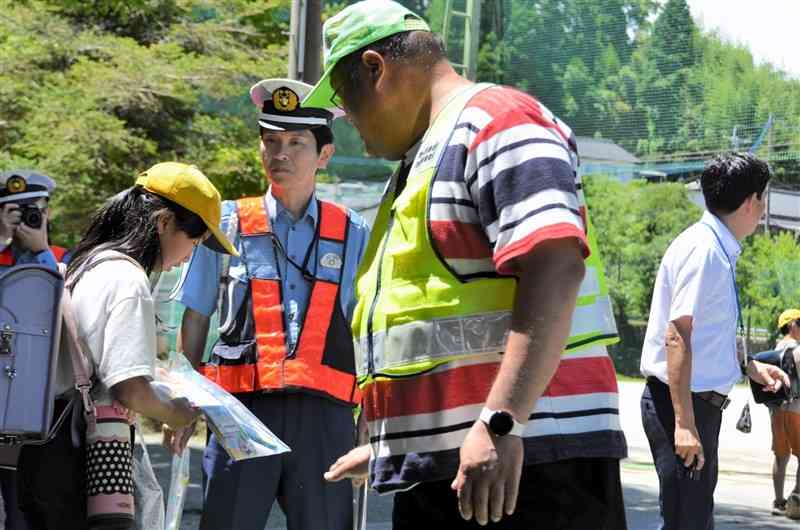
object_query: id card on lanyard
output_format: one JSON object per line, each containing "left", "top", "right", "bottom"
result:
{"left": 702, "top": 222, "right": 747, "bottom": 369}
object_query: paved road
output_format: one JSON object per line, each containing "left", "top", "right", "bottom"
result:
{"left": 146, "top": 381, "right": 800, "bottom": 529}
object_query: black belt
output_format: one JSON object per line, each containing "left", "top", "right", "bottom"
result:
{"left": 647, "top": 377, "right": 730, "bottom": 410}
{"left": 694, "top": 390, "right": 730, "bottom": 410}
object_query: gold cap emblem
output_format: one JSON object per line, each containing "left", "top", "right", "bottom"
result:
{"left": 6, "top": 176, "right": 26, "bottom": 194}
{"left": 273, "top": 87, "right": 299, "bottom": 112}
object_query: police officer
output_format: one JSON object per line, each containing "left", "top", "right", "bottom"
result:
{"left": 171, "top": 79, "right": 370, "bottom": 530}
{"left": 0, "top": 170, "right": 67, "bottom": 271}
{"left": 0, "top": 170, "right": 66, "bottom": 530}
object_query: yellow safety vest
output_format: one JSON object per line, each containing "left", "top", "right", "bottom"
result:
{"left": 352, "top": 83, "right": 618, "bottom": 384}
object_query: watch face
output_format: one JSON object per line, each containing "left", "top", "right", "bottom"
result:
{"left": 489, "top": 411, "right": 514, "bottom": 436}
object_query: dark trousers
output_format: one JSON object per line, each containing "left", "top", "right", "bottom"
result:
{"left": 392, "top": 458, "right": 627, "bottom": 530}
{"left": 641, "top": 379, "right": 722, "bottom": 530}
{"left": 200, "top": 392, "right": 355, "bottom": 530}
{"left": 0, "top": 469, "right": 28, "bottom": 530}
{"left": 17, "top": 401, "right": 87, "bottom": 530}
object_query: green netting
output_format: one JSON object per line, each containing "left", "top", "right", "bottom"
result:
{"left": 328, "top": 0, "right": 800, "bottom": 186}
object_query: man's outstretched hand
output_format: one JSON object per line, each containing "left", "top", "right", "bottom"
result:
{"left": 324, "top": 444, "right": 371, "bottom": 487}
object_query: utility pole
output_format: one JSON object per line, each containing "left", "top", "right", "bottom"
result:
{"left": 288, "top": 0, "right": 323, "bottom": 83}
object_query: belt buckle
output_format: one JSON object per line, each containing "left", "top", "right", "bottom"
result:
{"left": 720, "top": 396, "right": 731, "bottom": 410}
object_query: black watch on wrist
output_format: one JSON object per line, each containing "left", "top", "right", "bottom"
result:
{"left": 479, "top": 407, "right": 525, "bottom": 437}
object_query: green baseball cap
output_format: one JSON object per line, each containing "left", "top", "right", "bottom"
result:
{"left": 301, "top": 0, "right": 430, "bottom": 109}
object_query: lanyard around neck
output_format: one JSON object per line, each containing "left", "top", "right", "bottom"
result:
{"left": 701, "top": 221, "right": 745, "bottom": 339}
{"left": 267, "top": 199, "right": 321, "bottom": 283}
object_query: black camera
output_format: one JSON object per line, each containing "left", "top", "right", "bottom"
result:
{"left": 17, "top": 205, "right": 43, "bottom": 229}
{"left": 750, "top": 346, "right": 800, "bottom": 406}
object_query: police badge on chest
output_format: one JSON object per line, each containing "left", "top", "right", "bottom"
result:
{"left": 320, "top": 252, "right": 342, "bottom": 270}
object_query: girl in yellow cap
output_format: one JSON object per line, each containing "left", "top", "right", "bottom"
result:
{"left": 17, "top": 162, "right": 235, "bottom": 530}
{"left": 771, "top": 309, "right": 800, "bottom": 517}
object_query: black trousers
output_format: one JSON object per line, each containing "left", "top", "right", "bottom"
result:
{"left": 392, "top": 458, "right": 627, "bottom": 530}
{"left": 641, "top": 378, "right": 722, "bottom": 530}
{"left": 0, "top": 468, "right": 28, "bottom": 530}
{"left": 17, "top": 401, "right": 87, "bottom": 530}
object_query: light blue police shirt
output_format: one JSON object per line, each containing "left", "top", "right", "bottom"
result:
{"left": 177, "top": 189, "right": 370, "bottom": 350}
{"left": 0, "top": 246, "right": 59, "bottom": 271}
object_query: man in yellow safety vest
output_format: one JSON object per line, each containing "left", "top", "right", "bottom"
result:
{"left": 308, "top": 1, "right": 627, "bottom": 528}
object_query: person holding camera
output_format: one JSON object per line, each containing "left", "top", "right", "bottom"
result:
{"left": 639, "top": 152, "right": 790, "bottom": 530}
{"left": 0, "top": 170, "right": 67, "bottom": 273}
{"left": 0, "top": 170, "right": 68, "bottom": 530}
{"left": 769, "top": 309, "right": 800, "bottom": 517}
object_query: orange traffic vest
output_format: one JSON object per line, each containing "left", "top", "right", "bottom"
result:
{"left": 201, "top": 197, "right": 360, "bottom": 406}
{"left": 0, "top": 245, "right": 67, "bottom": 267}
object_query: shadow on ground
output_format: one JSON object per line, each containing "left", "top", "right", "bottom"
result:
{"left": 147, "top": 443, "right": 798, "bottom": 530}
{"left": 623, "top": 483, "right": 800, "bottom": 530}
{"left": 147, "top": 442, "right": 394, "bottom": 529}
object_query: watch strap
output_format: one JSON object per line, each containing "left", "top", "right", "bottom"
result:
{"left": 479, "top": 407, "right": 526, "bottom": 437}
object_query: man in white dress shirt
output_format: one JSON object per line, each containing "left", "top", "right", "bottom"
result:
{"left": 640, "top": 152, "right": 790, "bottom": 530}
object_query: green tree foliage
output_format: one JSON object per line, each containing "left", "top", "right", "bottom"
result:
{"left": 586, "top": 176, "right": 800, "bottom": 363}
{"left": 473, "top": 0, "right": 657, "bottom": 142}
{"left": 584, "top": 176, "right": 700, "bottom": 374}
{"left": 0, "top": 0, "right": 291, "bottom": 246}
{"left": 470, "top": 0, "right": 800, "bottom": 180}
{"left": 5, "top": 0, "right": 800, "bottom": 248}
{"left": 738, "top": 230, "right": 800, "bottom": 344}
{"left": 649, "top": 0, "right": 695, "bottom": 77}
{"left": 641, "top": 0, "right": 696, "bottom": 149}
{"left": 584, "top": 176, "right": 701, "bottom": 322}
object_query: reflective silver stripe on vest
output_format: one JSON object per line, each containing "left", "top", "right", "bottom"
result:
{"left": 575, "top": 294, "right": 618, "bottom": 342}
{"left": 356, "top": 294, "right": 618, "bottom": 376}
{"left": 578, "top": 266, "right": 600, "bottom": 299}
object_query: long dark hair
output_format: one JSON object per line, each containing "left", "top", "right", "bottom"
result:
{"left": 67, "top": 185, "right": 207, "bottom": 278}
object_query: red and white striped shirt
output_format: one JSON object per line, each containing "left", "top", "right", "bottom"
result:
{"left": 366, "top": 86, "right": 626, "bottom": 494}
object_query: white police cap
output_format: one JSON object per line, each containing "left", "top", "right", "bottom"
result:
{"left": 0, "top": 170, "right": 55, "bottom": 205}
{"left": 250, "top": 78, "right": 344, "bottom": 131}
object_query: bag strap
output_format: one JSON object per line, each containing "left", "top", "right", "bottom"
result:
{"left": 58, "top": 268, "right": 98, "bottom": 433}
{"left": 65, "top": 252, "right": 142, "bottom": 290}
